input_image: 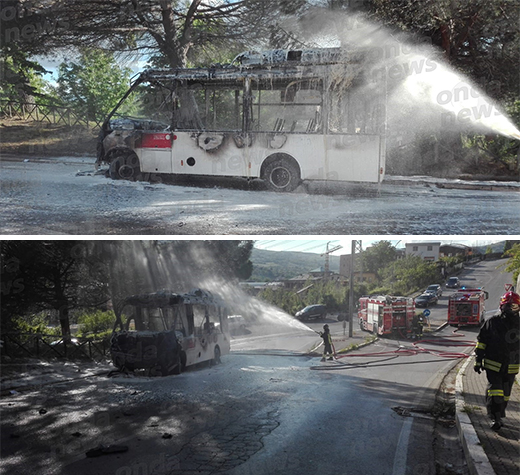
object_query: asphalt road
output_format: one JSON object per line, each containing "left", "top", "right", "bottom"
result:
{"left": 0, "top": 345, "right": 458, "bottom": 475}
{"left": 1, "top": 158, "right": 519, "bottom": 234}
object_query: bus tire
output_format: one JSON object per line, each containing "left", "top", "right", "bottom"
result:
{"left": 172, "top": 353, "right": 182, "bottom": 375}
{"left": 109, "top": 152, "right": 141, "bottom": 181}
{"left": 212, "top": 345, "right": 221, "bottom": 366}
{"left": 262, "top": 155, "right": 301, "bottom": 192}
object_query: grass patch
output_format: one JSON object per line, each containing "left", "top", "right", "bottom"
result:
{"left": 0, "top": 119, "right": 98, "bottom": 157}
{"left": 461, "top": 404, "right": 482, "bottom": 414}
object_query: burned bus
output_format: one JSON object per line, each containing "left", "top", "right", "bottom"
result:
{"left": 96, "top": 48, "right": 386, "bottom": 192}
{"left": 110, "top": 289, "right": 230, "bottom": 375}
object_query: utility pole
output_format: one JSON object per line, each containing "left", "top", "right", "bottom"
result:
{"left": 348, "top": 240, "right": 363, "bottom": 337}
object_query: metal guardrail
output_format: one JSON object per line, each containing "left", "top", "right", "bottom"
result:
{"left": 0, "top": 333, "right": 110, "bottom": 361}
{"left": 0, "top": 101, "right": 102, "bottom": 128}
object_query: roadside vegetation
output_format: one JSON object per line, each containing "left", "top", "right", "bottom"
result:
{"left": 504, "top": 241, "right": 520, "bottom": 283}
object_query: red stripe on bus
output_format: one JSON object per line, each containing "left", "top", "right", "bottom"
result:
{"left": 137, "top": 133, "right": 172, "bottom": 149}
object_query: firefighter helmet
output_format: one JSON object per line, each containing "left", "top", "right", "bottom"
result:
{"left": 323, "top": 324, "right": 329, "bottom": 330}
{"left": 499, "top": 291, "right": 520, "bottom": 311}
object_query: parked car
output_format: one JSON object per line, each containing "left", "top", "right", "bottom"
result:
{"left": 228, "top": 315, "right": 249, "bottom": 335}
{"left": 446, "top": 277, "right": 460, "bottom": 288}
{"left": 415, "top": 292, "right": 438, "bottom": 308}
{"left": 295, "top": 304, "right": 327, "bottom": 321}
{"left": 426, "top": 284, "right": 442, "bottom": 297}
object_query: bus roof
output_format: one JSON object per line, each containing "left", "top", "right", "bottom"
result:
{"left": 133, "top": 48, "right": 365, "bottom": 86}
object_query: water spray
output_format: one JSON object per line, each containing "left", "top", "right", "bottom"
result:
{"left": 295, "top": 9, "right": 520, "bottom": 141}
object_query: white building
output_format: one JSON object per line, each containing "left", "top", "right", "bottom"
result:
{"left": 405, "top": 242, "right": 441, "bottom": 261}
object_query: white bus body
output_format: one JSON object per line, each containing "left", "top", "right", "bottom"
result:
{"left": 97, "top": 48, "right": 386, "bottom": 192}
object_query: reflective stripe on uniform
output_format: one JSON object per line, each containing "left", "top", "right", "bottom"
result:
{"left": 487, "top": 389, "right": 504, "bottom": 397}
{"left": 476, "top": 342, "right": 486, "bottom": 350}
{"left": 508, "top": 364, "right": 520, "bottom": 374}
{"left": 483, "top": 359, "right": 502, "bottom": 372}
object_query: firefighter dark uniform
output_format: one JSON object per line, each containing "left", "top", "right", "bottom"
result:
{"left": 412, "top": 313, "right": 424, "bottom": 339}
{"left": 474, "top": 291, "right": 520, "bottom": 431}
{"left": 319, "top": 324, "right": 334, "bottom": 361}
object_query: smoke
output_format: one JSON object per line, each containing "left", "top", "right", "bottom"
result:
{"left": 103, "top": 241, "right": 314, "bottom": 344}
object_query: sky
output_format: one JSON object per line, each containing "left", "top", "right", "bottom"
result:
{"left": 253, "top": 236, "right": 502, "bottom": 256}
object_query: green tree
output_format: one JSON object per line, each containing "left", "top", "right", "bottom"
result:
{"left": 504, "top": 243, "right": 520, "bottom": 283}
{"left": 1, "top": 241, "right": 109, "bottom": 337}
{"left": 56, "top": 49, "right": 134, "bottom": 121}
{"left": 366, "top": 0, "right": 520, "bottom": 99}
{"left": 77, "top": 310, "right": 116, "bottom": 337}
{"left": 0, "top": 45, "right": 49, "bottom": 103}
{"left": 87, "top": 240, "right": 254, "bottom": 304}
{"left": 23, "top": 1, "right": 306, "bottom": 69}
{"left": 361, "top": 241, "right": 398, "bottom": 278}
{"left": 463, "top": 100, "right": 520, "bottom": 173}
{"left": 380, "top": 256, "right": 440, "bottom": 295}
{"left": 503, "top": 240, "right": 520, "bottom": 256}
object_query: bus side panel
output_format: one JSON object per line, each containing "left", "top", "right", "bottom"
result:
{"left": 138, "top": 148, "right": 173, "bottom": 174}
{"left": 171, "top": 132, "right": 251, "bottom": 177}
{"left": 322, "top": 134, "right": 382, "bottom": 182}
{"left": 137, "top": 132, "right": 174, "bottom": 174}
{"left": 165, "top": 131, "right": 383, "bottom": 183}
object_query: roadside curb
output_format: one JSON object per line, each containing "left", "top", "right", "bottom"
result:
{"left": 433, "top": 321, "right": 449, "bottom": 332}
{"left": 334, "top": 336, "right": 377, "bottom": 355}
{"left": 308, "top": 332, "right": 377, "bottom": 357}
{"left": 455, "top": 355, "right": 496, "bottom": 475}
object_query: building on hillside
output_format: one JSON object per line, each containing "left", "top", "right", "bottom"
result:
{"left": 440, "top": 243, "right": 472, "bottom": 258}
{"left": 405, "top": 242, "right": 441, "bottom": 261}
{"left": 239, "top": 281, "right": 282, "bottom": 295}
{"left": 283, "top": 267, "right": 347, "bottom": 290}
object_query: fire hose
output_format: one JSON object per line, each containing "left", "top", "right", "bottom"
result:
{"left": 310, "top": 330, "right": 475, "bottom": 371}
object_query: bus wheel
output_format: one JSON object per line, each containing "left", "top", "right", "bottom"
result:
{"left": 109, "top": 153, "right": 140, "bottom": 181}
{"left": 263, "top": 157, "right": 300, "bottom": 192}
{"left": 212, "top": 346, "right": 221, "bottom": 366}
{"left": 172, "top": 353, "right": 182, "bottom": 375}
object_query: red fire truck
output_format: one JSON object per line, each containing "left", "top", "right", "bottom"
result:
{"left": 358, "top": 295, "right": 415, "bottom": 336}
{"left": 447, "top": 288, "right": 488, "bottom": 326}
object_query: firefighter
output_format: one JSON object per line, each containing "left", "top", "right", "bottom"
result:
{"left": 412, "top": 312, "right": 424, "bottom": 339}
{"left": 474, "top": 291, "right": 520, "bottom": 431}
{"left": 319, "top": 324, "right": 334, "bottom": 361}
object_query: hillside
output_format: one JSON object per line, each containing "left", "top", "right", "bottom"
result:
{"left": 249, "top": 248, "right": 340, "bottom": 282}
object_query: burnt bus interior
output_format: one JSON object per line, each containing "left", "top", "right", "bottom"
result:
{"left": 151, "top": 75, "right": 383, "bottom": 135}
{"left": 102, "top": 55, "right": 384, "bottom": 139}
{"left": 117, "top": 300, "right": 227, "bottom": 339}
